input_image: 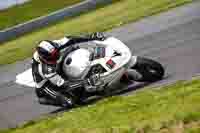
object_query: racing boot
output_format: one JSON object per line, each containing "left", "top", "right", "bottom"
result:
{"left": 38, "top": 95, "right": 74, "bottom": 108}
{"left": 38, "top": 97, "right": 61, "bottom": 107}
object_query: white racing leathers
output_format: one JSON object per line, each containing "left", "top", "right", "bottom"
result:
{"left": 32, "top": 36, "right": 101, "bottom": 107}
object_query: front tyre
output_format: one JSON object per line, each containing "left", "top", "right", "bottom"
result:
{"left": 132, "top": 56, "right": 165, "bottom": 82}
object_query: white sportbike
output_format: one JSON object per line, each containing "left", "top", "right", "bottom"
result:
{"left": 16, "top": 36, "right": 165, "bottom": 104}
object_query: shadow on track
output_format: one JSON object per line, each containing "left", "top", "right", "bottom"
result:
{"left": 50, "top": 82, "right": 153, "bottom": 114}
{"left": 50, "top": 73, "right": 172, "bottom": 114}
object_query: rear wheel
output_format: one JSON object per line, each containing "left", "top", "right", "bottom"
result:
{"left": 132, "top": 56, "right": 165, "bottom": 82}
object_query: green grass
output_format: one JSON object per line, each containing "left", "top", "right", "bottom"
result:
{"left": 2, "top": 78, "right": 200, "bottom": 133}
{"left": 0, "top": 0, "right": 193, "bottom": 66}
{"left": 0, "top": 0, "right": 82, "bottom": 30}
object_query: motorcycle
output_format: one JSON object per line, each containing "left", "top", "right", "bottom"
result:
{"left": 16, "top": 36, "right": 165, "bottom": 105}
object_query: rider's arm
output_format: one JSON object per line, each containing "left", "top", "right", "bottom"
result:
{"left": 53, "top": 33, "right": 105, "bottom": 50}
{"left": 43, "top": 64, "right": 99, "bottom": 92}
{"left": 52, "top": 36, "right": 92, "bottom": 50}
{"left": 46, "top": 73, "right": 90, "bottom": 91}
{"left": 42, "top": 64, "right": 87, "bottom": 89}
{"left": 55, "top": 36, "right": 94, "bottom": 50}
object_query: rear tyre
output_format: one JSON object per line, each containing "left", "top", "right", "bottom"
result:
{"left": 132, "top": 56, "right": 165, "bottom": 82}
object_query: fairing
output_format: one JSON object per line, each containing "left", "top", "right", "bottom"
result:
{"left": 15, "top": 37, "right": 135, "bottom": 89}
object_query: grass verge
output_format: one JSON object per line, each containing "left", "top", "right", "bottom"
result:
{"left": 0, "top": 0, "right": 82, "bottom": 30}
{"left": 0, "top": 0, "right": 193, "bottom": 65}
{"left": 1, "top": 78, "right": 200, "bottom": 133}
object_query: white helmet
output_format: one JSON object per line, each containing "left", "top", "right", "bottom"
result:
{"left": 63, "top": 48, "right": 91, "bottom": 79}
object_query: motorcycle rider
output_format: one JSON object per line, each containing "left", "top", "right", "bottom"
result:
{"left": 32, "top": 32, "right": 105, "bottom": 107}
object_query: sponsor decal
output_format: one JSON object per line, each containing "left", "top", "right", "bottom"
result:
{"left": 106, "top": 59, "right": 116, "bottom": 69}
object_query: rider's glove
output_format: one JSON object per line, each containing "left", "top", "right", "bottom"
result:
{"left": 90, "top": 32, "right": 106, "bottom": 41}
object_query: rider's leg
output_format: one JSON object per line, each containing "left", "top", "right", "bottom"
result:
{"left": 35, "top": 87, "right": 61, "bottom": 106}
{"left": 35, "top": 85, "right": 74, "bottom": 107}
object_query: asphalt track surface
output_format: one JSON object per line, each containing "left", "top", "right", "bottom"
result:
{"left": 0, "top": 1, "right": 200, "bottom": 129}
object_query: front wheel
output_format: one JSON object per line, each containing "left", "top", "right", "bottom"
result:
{"left": 132, "top": 56, "right": 165, "bottom": 82}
